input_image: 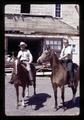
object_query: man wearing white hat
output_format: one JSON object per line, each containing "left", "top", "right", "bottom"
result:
{"left": 9, "top": 41, "right": 33, "bottom": 85}
{"left": 59, "top": 37, "right": 74, "bottom": 87}
{"left": 18, "top": 41, "right": 33, "bottom": 85}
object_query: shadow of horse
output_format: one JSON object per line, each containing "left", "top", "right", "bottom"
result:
{"left": 58, "top": 96, "right": 80, "bottom": 110}
{"left": 25, "top": 93, "right": 51, "bottom": 110}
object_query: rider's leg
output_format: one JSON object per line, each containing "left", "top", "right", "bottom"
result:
{"left": 26, "top": 62, "right": 33, "bottom": 85}
{"left": 67, "top": 60, "right": 74, "bottom": 86}
{"left": 63, "top": 60, "right": 67, "bottom": 70}
{"left": 28, "top": 70, "right": 33, "bottom": 81}
{"left": 9, "top": 69, "right": 15, "bottom": 84}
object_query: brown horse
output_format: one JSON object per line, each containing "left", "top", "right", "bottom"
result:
{"left": 37, "top": 49, "right": 79, "bottom": 110}
{"left": 11, "top": 58, "right": 36, "bottom": 109}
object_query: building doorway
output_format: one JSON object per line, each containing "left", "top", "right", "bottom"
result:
{"left": 7, "top": 37, "right": 44, "bottom": 63}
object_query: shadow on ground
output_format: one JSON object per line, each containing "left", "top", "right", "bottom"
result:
{"left": 25, "top": 93, "right": 51, "bottom": 110}
{"left": 58, "top": 96, "right": 80, "bottom": 110}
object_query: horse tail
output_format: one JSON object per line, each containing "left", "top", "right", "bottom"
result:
{"left": 73, "top": 63, "right": 78, "bottom": 70}
{"left": 73, "top": 63, "right": 80, "bottom": 85}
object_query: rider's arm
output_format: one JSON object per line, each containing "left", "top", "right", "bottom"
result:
{"left": 27, "top": 50, "right": 33, "bottom": 63}
{"left": 59, "top": 46, "right": 72, "bottom": 60}
{"left": 59, "top": 54, "right": 68, "bottom": 60}
{"left": 59, "top": 48, "right": 64, "bottom": 60}
{"left": 17, "top": 51, "right": 22, "bottom": 59}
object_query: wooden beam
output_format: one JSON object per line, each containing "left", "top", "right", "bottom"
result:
{"left": 5, "top": 33, "right": 79, "bottom": 39}
{"left": 5, "top": 36, "right": 8, "bottom": 55}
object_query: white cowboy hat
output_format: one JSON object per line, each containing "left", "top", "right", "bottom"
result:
{"left": 19, "top": 42, "right": 27, "bottom": 47}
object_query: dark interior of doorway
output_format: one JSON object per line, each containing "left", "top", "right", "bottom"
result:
{"left": 8, "top": 38, "right": 43, "bottom": 63}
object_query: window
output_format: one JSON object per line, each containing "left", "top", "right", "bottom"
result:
{"left": 45, "top": 39, "right": 62, "bottom": 51}
{"left": 72, "top": 44, "right": 76, "bottom": 53}
{"left": 55, "top": 4, "right": 61, "bottom": 18}
{"left": 45, "top": 38, "right": 62, "bottom": 57}
{"left": 69, "top": 44, "right": 76, "bottom": 53}
{"left": 21, "top": 3, "right": 30, "bottom": 13}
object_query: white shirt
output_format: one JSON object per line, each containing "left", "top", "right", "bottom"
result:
{"left": 17, "top": 49, "right": 33, "bottom": 63}
{"left": 60, "top": 45, "right": 72, "bottom": 60}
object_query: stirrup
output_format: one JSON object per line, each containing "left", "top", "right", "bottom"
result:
{"left": 68, "top": 81, "right": 73, "bottom": 87}
{"left": 8, "top": 80, "right": 14, "bottom": 84}
{"left": 29, "top": 80, "right": 33, "bottom": 86}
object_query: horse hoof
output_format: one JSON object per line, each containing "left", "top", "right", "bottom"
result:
{"left": 63, "top": 106, "right": 67, "bottom": 111}
{"left": 25, "top": 94, "right": 29, "bottom": 97}
{"left": 21, "top": 104, "right": 25, "bottom": 107}
{"left": 55, "top": 106, "right": 59, "bottom": 111}
{"left": 21, "top": 104, "right": 26, "bottom": 108}
{"left": 16, "top": 102, "right": 21, "bottom": 109}
{"left": 34, "top": 92, "right": 36, "bottom": 95}
{"left": 72, "top": 98, "right": 76, "bottom": 104}
{"left": 16, "top": 105, "right": 19, "bottom": 109}
{"left": 22, "top": 104, "right": 25, "bottom": 107}
{"left": 22, "top": 102, "right": 25, "bottom": 107}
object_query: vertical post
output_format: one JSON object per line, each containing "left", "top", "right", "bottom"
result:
{"left": 43, "top": 39, "right": 45, "bottom": 52}
{"left": 5, "top": 36, "right": 8, "bottom": 55}
{"left": 75, "top": 4, "right": 79, "bottom": 15}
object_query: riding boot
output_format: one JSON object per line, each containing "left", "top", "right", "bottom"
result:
{"left": 68, "top": 71, "right": 74, "bottom": 87}
{"left": 66, "top": 60, "right": 74, "bottom": 87}
{"left": 9, "top": 78, "right": 14, "bottom": 84}
{"left": 8, "top": 72, "right": 15, "bottom": 84}
{"left": 28, "top": 70, "right": 34, "bottom": 86}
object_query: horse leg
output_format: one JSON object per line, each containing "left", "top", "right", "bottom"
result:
{"left": 61, "top": 86, "right": 66, "bottom": 111}
{"left": 71, "top": 84, "right": 77, "bottom": 104}
{"left": 25, "top": 85, "right": 29, "bottom": 97}
{"left": 53, "top": 87, "right": 58, "bottom": 110}
{"left": 15, "top": 85, "right": 19, "bottom": 109}
{"left": 71, "top": 74, "right": 78, "bottom": 104}
{"left": 22, "top": 86, "right": 26, "bottom": 107}
{"left": 33, "top": 78, "right": 36, "bottom": 95}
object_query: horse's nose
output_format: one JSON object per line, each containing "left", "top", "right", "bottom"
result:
{"left": 37, "top": 58, "right": 41, "bottom": 64}
{"left": 37, "top": 58, "right": 40, "bottom": 63}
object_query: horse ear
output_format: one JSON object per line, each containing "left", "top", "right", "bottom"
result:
{"left": 55, "top": 51, "right": 57, "bottom": 55}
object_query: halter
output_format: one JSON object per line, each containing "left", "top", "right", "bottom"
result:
{"left": 14, "top": 59, "right": 19, "bottom": 75}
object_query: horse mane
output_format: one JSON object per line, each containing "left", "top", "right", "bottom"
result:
{"left": 50, "top": 49, "right": 60, "bottom": 69}
{"left": 53, "top": 50, "right": 59, "bottom": 64}
{"left": 16, "top": 61, "right": 29, "bottom": 84}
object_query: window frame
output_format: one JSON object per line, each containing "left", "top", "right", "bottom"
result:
{"left": 45, "top": 38, "right": 63, "bottom": 52}
{"left": 69, "top": 44, "right": 77, "bottom": 54}
{"left": 21, "top": 4, "right": 30, "bottom": 13}
{"left": 55, "top": 4, "right": 61, "bottom": 18}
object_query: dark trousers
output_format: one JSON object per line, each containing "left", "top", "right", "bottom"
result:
{"left": 60, "top": 59, "right": 74, "bottom": 82}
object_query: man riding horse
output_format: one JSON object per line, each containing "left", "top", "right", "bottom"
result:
{"left": 37, "top": 41, "right": 79, "bottom": 110}
{"left": 59, "top": 37, "right": 74, "bottom": 87}
{"left": 9, "top": 41, "right": 34, "bottom": 86}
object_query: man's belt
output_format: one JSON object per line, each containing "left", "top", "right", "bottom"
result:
{"left": 21, "top": 60, "right": 28, "bottom": 62}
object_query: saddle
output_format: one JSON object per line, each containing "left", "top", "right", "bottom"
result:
{"left": 73, "top": 63, "right": 78, "bottom": 73}
{"left": 20, "top": 62, "right": 35, "bottom": 72}
{"left": 60, "top": 60, "right": 78, "bottom": 72}
{"left": 60, "top": 60, "right": 78, "bottom": 86}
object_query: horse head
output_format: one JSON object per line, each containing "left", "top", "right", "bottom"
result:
{"left": 37, "top": 48, "right": 53, "bottom": 63}
{"left": 37, "top": 49, "right": 59, "bottom": 65}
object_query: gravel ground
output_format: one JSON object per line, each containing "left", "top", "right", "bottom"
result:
{"left": 5, "top": 73, "right": 80, "bottom": 116}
